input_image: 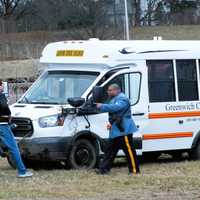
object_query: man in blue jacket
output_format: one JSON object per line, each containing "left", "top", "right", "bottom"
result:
{"left": 96, "top": 83, "right": 140, "bottom": 175}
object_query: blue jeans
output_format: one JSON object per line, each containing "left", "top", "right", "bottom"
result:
{"left": 0, "top": 124, "right": 26, "bottom": 175}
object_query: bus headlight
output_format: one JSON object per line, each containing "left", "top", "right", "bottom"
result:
{"left": 39, "top": 114, "right": 64, "bottom": 128}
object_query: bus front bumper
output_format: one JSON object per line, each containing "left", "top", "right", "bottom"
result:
{"left": 18, "top": 137, "right": 73, "bottom": 161}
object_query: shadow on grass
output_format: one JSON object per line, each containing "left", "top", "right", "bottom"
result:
{"left": 113, "top": 152, "right": 190, "bottom": 168}
{"left": 26, "top": 152, "right": 191, "bottom": 171}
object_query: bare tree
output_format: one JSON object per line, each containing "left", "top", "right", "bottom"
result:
{"left": 141, "top": 0, "right": 165, "bottom": 26}
{"left": 0, "top": 0, "right": 22, "bottom": 32}
{"left": 164, "top": 0, "right": 198, "bottom": 25}
{"left": 0, "top": 0, "right": 22, "bottom": 18}
{"left": 66, "top": 0, "right": 121, "bottom": 39}
{"left": 132, "top": 0, "right": 141, "bottom": 26}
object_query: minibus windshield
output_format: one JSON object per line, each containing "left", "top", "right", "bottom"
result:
{"left": 19, "top": 71, "right": 99, "bottom": 104}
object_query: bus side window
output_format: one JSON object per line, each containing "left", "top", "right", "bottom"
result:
{"left": 147, "top": 60, "right": 176, "bottom": 102}
{"left": 176, "top": 60, "right": 198, "bottom": 101}
{"left": 129, "top": 73, "right": 141, "bottom": 105}
{"left": 102, "top": 74, "right": 128, "bottom": 103}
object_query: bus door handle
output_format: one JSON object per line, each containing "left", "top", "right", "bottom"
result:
{"left": 132, "top": 113, "right": 145, "bottom": 116}
{"left": 179, "top": 120, "right": 184, "bottom": 124}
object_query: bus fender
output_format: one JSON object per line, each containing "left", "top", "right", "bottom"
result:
{"left": 71, "top": 130, "right": 108, "bottom": 153}
{"left": 192, "top": 131, "right": 200, "bottom": 149}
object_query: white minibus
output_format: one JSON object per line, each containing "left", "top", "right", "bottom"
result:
{"left": 10, "top": 39, "right": 200, "bottom": 168}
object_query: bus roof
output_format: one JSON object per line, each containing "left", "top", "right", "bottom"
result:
{"left": 40, "top": 39, "right": 200, "bottom": 66}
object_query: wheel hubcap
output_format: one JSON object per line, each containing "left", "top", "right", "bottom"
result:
{"left": 75, "top": 146, "right": 91, "bottom": 166}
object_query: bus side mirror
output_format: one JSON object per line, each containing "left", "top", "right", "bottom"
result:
{"left": 92, "top": 86, "right": 103, "bottom": 103}
{"left": 67, "top": 97, "right": 85, "bottom": 108}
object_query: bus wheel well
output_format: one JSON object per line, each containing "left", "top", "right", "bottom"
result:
{"left": 192, "top": 131, "right": 200, "bottom": 149}
{"left": 190, "top": 131, "right": 200, "bottom": 160}
{"left": 73, "top": 131, "right": 101, "bottom": 154}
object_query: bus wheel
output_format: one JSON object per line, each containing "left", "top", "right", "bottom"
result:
{"left": 7, "top": 153, "right": 17, "bottom": 169}
{"left": 69, "top": 139, "right": 97, "bottom": 169}
{"left": 190, "top": 141, "right": 200, "bottom": 160}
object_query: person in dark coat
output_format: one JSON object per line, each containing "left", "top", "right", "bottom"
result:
{"left": 0, "top": 80, "right": 33, "bottom": 178}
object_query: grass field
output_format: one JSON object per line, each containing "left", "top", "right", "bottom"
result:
{"left": 0, "top": 156, "right": 200, "bottom": 200}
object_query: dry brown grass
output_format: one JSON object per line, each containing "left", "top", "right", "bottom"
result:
{"left": 0, "top": 59, "right": 39, "bottom": 79}
{"left": 1, "top": 25, "right": 200, "bottom": 61}
{"left": 134, "top": 25, "right": 200, "bottom": 40}
{"left": 1, "top": 25, "right": 200, "bottom": 42}
{"left": 0, "top": 157, "right": 200, "bottom": 200}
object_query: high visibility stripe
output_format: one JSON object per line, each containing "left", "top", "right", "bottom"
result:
{"left": 143, "top": 132, "right": 193, "bottom": 140}
{"left": 149, "top": 111, "right": 200, "bottom": 119}
{"left": 124, "top": 136, "right": 137, "bottom": 174}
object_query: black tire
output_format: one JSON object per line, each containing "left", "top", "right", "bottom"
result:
{"left": 7, "top": 154, "right": 35, "bottom": 170}
{"left": 190, "top": 141, "right": 200, "bottom": 160}
{"left": 22, "top": 158, "right": 38, "bottom": 169}
{"left": 7, "top": 152, "right": 17, "bottom": 169}
{"left": 69, "top": 139, "right": 97, "bottom": 169}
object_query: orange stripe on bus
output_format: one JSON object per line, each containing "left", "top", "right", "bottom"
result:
{"left": 143, "top": 132, "right": 193, "bottom": 140}
{"left": 149, "top": 111, "right": 200, "bottom": 119}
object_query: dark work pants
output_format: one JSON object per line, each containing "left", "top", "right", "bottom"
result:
{"left": 99, "top": 134, "right": 140, "bottom": 174}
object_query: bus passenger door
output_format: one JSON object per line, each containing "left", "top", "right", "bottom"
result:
{"left": 98, "top": 66, "right": 149, "bottom": 155}
{"left": 128, "top": 66, "right": 149, "bottom": 155}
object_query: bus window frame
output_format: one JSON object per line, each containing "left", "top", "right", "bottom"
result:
{"left": 100, "top": 71, "right": 142, "bottom": 106}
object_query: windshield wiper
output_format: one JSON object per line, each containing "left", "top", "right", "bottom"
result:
{"left": 18, "top": 96, "right": 30, "bottom": 104}
{"left": 29, "top": 101, "right": 60, "bottom": 105}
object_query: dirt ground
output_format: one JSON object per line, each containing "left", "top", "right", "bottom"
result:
{"left": 0, "top": 156, "right": 200, "bottom": 200}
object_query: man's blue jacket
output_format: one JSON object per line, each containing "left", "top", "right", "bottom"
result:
{"left": 99, "top": 92, "right": 138, "bottom": 138}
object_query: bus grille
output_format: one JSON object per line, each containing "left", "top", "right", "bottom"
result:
{"left": 11, "top": 117, "right": 33, "bottom": 137}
